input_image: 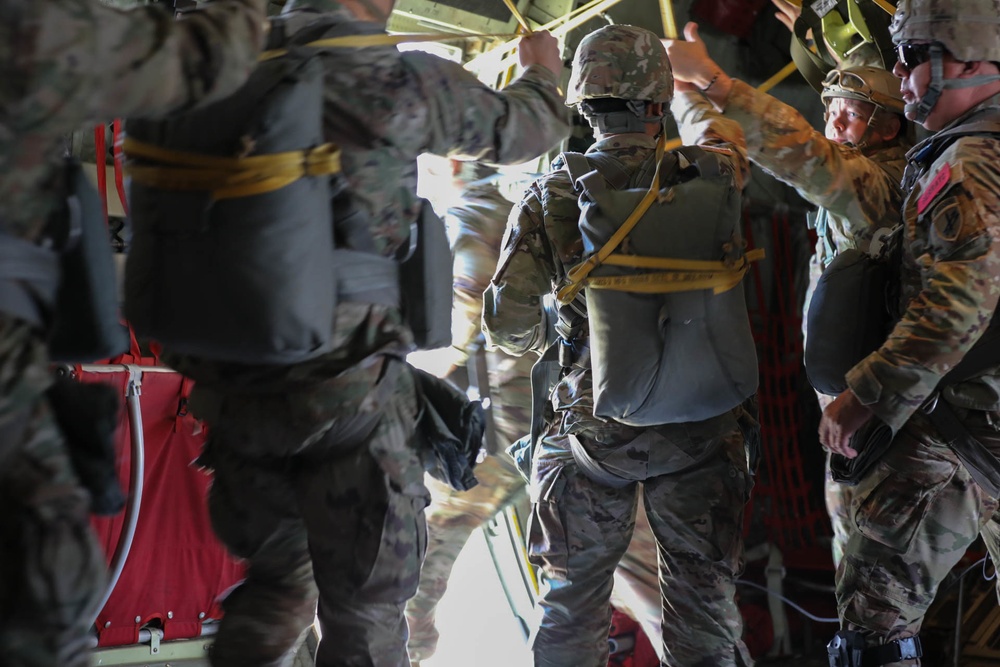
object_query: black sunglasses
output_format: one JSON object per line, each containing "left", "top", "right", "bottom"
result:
{"left": 896, "top": 42, "right": 941, "bottom": 71}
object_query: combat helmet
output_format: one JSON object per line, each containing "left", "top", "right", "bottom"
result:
{"left": 890, "top": 0, "right": 1000, "bottom": 123}
{"left": 821, "top": 65, "right": 905, "bottom": 115}
{"left": 891, "top": 0, "right": 1000, "bottom": 64}
{"left": 566, "top": 24, "right": 673, "bottom": 106}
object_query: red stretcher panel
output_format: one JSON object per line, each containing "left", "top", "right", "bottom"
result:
{"left": 84, "top": 366, "right": 245, "bottom": 647}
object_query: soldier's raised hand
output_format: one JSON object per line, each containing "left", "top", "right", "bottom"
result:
{"left": 518, "top": 31, "right": 563, "bottom": 78}
{"left": 772, "top": 0, "right": 802, "bottom": 33}
{"left": 662, "top": 23, "right": 717, "bottom": 88}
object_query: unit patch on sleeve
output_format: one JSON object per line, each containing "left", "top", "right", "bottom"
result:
{"left": 930, "top": 199, "right": 963, "bottom": 244}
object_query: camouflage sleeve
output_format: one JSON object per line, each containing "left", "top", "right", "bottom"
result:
{"left": 718, "top": 79, "right": 901, "bottom": 234}
{"left": 13, "top": 0, "right": 266, "bottom": 131}
{"left": 482, "top": 185, "right": 556, "bottom": 357}
{"left": 671, "top": 89, "right": 750, "bottom": 190}
{"left": 448, "top": 194, "right": 513, "bottom": 361}
{"left": 401, "top": 53, "right": 572, "bottom": 164}
{"left": 846, "top": 138, "right": 1000, "bottom": 430}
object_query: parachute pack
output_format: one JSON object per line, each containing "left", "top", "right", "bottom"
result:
{"left": 124, "top": 12, "right": 451, "bottom": 364}
{"left": 557, "top": 138, "right": 762, "bottom": 426}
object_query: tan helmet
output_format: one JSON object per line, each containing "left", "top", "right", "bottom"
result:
{"left": 890, "top": 0, "right": 1000, "bottom": 63}
{"left": 565, "top": 24, "right": 673, "bottom": 106}
{"left": 820, "top": 65, "right": 905, "bottom": 115}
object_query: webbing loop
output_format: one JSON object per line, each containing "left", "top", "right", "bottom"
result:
{"left": 124, "top": 137, "right": 341, "bottom": 200}
{"left": 586, "top": 248, "right": 765, "bottom": 295}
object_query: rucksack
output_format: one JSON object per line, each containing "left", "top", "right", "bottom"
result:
{"left": 124, "top": 14, "right": 405, "bottom": 365}
{"left": 558, "top": 138, "right": 762, "bottom": 426}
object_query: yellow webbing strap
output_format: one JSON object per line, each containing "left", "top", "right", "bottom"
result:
{"left": 659, "top": 0, "right": 678, "bottom": 40}
{"left": 502, "top": 0, "right": 532, "bottom": 33}
{"left": 260, "top": 31, "right": 522, "bottom": 61}
{"left": 555, "top": 136, "right": 765, "bottom": 303}
{"left": 556, "top": 134, "right": 667, "bottom": 305}
{"left": 124, "top": 137, "right": 341, "bottom": 200}
{"left": 589, "top": 248, "right": 766, "bottom": 295}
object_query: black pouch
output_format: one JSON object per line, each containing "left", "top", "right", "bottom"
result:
{"left": 47, "top": 375, "right": 125, "bottom": 515}
{"left": 48, "top": 159, "right": 129, "bottom": 362}
{"left": 829, "top": 416, "right": 895, "bottom": 486}
{"left": 399, "top": 201, "right": 453, "bottom": 350}
{"left": 805, "top": 248, "right": 894, "bottom": 396}
{"left": 411, "top": 367, "right": 484, "bottom": 491}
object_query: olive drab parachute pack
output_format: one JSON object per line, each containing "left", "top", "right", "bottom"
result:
{"left": 124, "top": 13, "right": 418, "bottom": 364}
{"left": 556, "top": 137, "right": 762, "bottom": 426}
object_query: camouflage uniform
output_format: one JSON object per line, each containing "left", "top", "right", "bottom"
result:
{"left": 160, "top": 5, "right": 572, "bottom": 666}
{"left": 834, "top": 103, "right": 1000, "bottom": 662}
{"left": 404, "top": 182, "right": 534, "bottom": 664}
{"left": 828, "top": 1, "right": 1000, "bottom": 661}
{"left": 483, "top": 25, "right": 755, "bottom": 667}
{"left": 673, "top": 67, "right": 908, "bottom": 567}
{"left": 0, "top": 1, "right": 267, "bottom": 665}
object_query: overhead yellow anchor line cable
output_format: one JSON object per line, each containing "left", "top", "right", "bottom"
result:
{"left": 659, "top": 0, "right": 678, "bottom": 40}
{"left": 502, "top": 0, "right": 532, "bottom": 33}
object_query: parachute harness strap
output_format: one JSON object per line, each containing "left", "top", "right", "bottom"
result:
{"left": 124, "top": 137, "right": 341, "bottom": 200}
{"left": 555, "top": 134, "right": 763, "bottom": 305}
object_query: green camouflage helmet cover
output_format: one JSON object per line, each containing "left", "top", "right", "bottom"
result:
{"left": 566, "top": 24, "right": 673, "bottom": 106}
{"left": 821, "top": 65, "right": 906, "bottom": 115}
{"left": 890, "top": 0, "right": 1000, "bottom": 63}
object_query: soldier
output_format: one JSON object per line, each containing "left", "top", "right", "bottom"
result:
{"left": 663, "top": 22, "right": 908, "bottom": 568}
{"left": 0, "top": 1, "right": 269, "bottom": 665}
{"left": 153, "top": 0, "right": 572, "bottom": 665}
{"left": 404, "top": 161, "right": 534, "bottom": 667}
{"left": 818, "top": 0, "right": 1000, "bottom": 664}
{"left": 483, "top": 24, "right": 756, "bottom": 667}
{"left": 405, "top": 162, "right": 667, "bottom": 666}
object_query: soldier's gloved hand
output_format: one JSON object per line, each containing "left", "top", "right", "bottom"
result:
{"left": 818, "top": 389, "right": 873, "bottom": 458}
{"left": 518, "top": 31, "right": 563, "bottom": 78}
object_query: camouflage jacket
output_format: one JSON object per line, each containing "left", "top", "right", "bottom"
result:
{"left": 678, "top": 80, "right": 907, "bottom": 268}
{"left": 483, "top": 94, "right": 748, "bottom": 435}
{"left": 0, "top": 0, "right": 268, "bottom": 244}
{"left": 846, "top": 95, "right": 1000, "bottom": 430}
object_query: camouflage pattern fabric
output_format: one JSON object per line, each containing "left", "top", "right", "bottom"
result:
{"left": 0, "top": 0, "right": 268, "bottom": 244}
{"left": 0, "top": 319, "right": 106, "bottom": 667}
{"left": 846, "top": 96, "right": 1000, "bottom": 429}
{"left": 673, "top": 83, "right": 908, "bottom": 568}
{"left": 837, "top": 411, "right": 1000, "bottom": 665}
{"left": 0, "top": 0, "right": 268, "bottom": 662}
{"left": 566, "top": 24, "right": 674, "bottom": 105}
{"left": 483, "top": 91, "right": 754, "bottom": 665}
{"left": 835, "top": 96, "right": 1000, "bottom": 657}
{"left": 526, "top": 419, "right": 753, "bottom": 667}
{"left": 163, "top": 6, "right": 572, "bottom": 666}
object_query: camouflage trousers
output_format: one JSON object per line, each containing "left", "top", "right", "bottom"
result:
{"left": 192, "top": 357, "right": 428, "bottom": 667}
{"left": 835, "top": 409, "right": 1000, "bottom": 666}
{"left": 404, "top": 454, "right": 526, "bottom": 662}
{"left": 0, "top": 318, "right": 106, "bottom": 667}
{"left": 825, "top": 452, "right": 854, "bottom": 569}
{"left": 528, "top": 411, "right": 753, "bottom": 667}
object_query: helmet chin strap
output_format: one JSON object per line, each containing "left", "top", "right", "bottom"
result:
{"left": 909, "top": 43, "right": 1000, "bottom": 124}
